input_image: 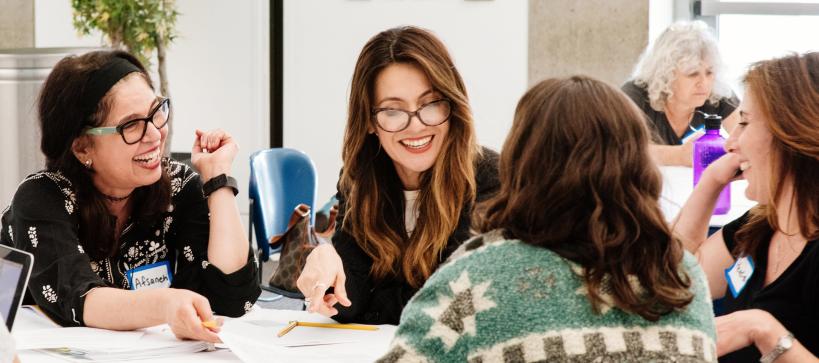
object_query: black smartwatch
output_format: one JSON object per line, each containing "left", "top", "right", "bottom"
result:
{"left": 202, "top": 174, "right": 239, "bottom": 197}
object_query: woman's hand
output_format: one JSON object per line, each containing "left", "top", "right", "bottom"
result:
{"left": 702, "top": 152, "right": 744, "bottom": 187}
{"left": 716, "top": 309, "right": 787, "bottom": 357}
{"left": 161, "top": 288, "right": 222, "bottom": 343}
{"left": 191, "top": 129, "right": 238, "bottom": 181}
{"left": 296, "top": 244, "right": 352, "bottom": 316}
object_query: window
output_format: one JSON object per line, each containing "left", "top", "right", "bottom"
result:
{"left": 699, "top": 1, "right": 819, "bottom": 95}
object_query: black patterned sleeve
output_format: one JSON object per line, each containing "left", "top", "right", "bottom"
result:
{"left": 0, "top": 175, "right": 107, "bottom": 326}
{"left": 164, "top": 163, "right": 260, "bottom": 317}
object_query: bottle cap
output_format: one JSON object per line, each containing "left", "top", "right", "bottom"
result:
{"left": 703, "top": 113, "right": 722, "bottom": 130}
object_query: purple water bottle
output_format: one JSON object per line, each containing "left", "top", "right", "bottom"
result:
{"left": 693, "top": 113, "right": 730, "bottom": 215}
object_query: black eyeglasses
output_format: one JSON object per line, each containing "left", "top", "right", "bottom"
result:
{"left": 372, "top": 99, "right": 451, "bottom": 132}
{"left": 85, "top": 97, "right": 171, "bottom": 144}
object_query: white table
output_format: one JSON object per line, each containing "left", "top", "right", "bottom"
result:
{"left": 13, "top": 306, "right": 396, "bottom": 363}
{"left": 659, "top": 166, "right": 756, "bottom": 227}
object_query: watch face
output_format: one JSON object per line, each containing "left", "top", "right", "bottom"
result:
{"left": 782, "top": 335, "right": 794, "bottom": 349}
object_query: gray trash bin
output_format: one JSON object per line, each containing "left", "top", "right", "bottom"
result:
{"left": 0, "top": 48, "right": 98, "bottom": 206}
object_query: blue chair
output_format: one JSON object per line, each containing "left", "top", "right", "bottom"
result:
{"left": 248, "top": 148, "right": 317, "bottom": 262}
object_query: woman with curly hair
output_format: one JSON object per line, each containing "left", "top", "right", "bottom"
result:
{"left": 623, "top": 20, "right": 739, "bottom": 166}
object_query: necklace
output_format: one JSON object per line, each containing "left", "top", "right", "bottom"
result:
{"left": 772, "top": 232, "right": 804, "bottom": 276}
{"left": 102, "top": 192, "right": 131, "bottom": 202}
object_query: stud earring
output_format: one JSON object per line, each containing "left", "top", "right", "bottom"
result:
{"left": 84, "top": 159, "right": 93, "bottom": 169}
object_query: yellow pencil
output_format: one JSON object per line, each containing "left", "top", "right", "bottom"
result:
{"left": 296, "top": 321, "right": 379, "bottom": 331}
{"left": 277, "top": 321, "right": 298, "bottom": 337}
{"left": 277, "top": 320, "right": 378, "bottom": 337}
{"left": 201, "top": 320, "right": 220, "bottom": 329}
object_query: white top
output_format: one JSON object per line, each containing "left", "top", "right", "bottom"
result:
{"left": 403, "top": 190, "right": 420, "bottom": 236}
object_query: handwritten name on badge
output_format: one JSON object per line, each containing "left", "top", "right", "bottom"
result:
{"left": 126, "top": 261, "right": 173, "bottom": 290}
{"left": 724, "top": 256, "right": 754, "bottom": 298}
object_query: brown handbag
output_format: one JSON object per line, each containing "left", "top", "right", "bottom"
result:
{"left": 265, "top": 204, "right": 337, "bottom": 298}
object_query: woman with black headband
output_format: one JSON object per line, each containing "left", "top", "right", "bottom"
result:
{"left": 0, "top": 50, "right": 259, "bottom": 342}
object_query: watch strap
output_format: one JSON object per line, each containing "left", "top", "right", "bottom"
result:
{"left": 760, "top": 332, "right": 794, "bottom": 363}
{"left": 202, "top": 174, "right": 239, "bottom": 197}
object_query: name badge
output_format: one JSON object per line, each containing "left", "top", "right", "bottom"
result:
{"left": 724, "top": 256, "right": 754, "bottom": 298}
{"left": 126, "top": 261, "right": 173, "bottom": 290}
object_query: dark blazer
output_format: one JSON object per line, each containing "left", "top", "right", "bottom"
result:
{"left": 332, "top": 147, "right": 500, "bottom": 325}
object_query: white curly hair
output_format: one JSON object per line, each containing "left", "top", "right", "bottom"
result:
{"left": 631, "top": 20, "right": 732, "bottom": 112}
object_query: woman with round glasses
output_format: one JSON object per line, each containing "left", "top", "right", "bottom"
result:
{"left": 622, "top": 21, "right": 739, "bottom": 166}
{"left": 0, "top": 50, "right": 259, "bottom": 342}
{"left": 296, "top": 26, "right": 500, "bottom": 324}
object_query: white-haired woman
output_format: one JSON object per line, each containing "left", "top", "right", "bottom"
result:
{"left": 623, "top": 20, "right": 739, "bottom": 166}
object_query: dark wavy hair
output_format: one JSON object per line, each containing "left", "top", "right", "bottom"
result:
{"left": 38, "top": 50, "right": 171, "bottom": 260}
{"left": 478, "top": 76, "right": 693, "bottom": 321}
{"left": 734, "top": 52, "right": 819, "bottom": 257}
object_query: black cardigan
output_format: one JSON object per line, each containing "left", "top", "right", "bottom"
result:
{"left": 332, "top": 147, "right": 499, "bottom": 325}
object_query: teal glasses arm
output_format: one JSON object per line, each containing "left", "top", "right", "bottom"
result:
{"left": 84, "top": 126, "right": 119, "bottom": 136}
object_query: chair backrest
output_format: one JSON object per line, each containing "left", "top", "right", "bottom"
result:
{"left": 249, "top": 148, "right": 317, "bottom": 261}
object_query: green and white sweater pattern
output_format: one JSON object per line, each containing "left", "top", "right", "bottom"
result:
{"left": 377, "top": 231, "right": 717, "bottom": 362}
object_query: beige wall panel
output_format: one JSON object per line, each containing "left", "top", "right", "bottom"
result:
{"left": 529, "top": 0, "right": 649, "bottom": 87}
{"left": 0, "top": 0, "right": 34, "bottom": 48}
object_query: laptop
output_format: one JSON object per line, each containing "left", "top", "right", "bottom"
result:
{"left": 0, "top": 244, "right": 33, "bottom": 331}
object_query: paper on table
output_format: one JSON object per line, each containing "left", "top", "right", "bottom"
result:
{"left": 219, "top": 320, "right": 327, "bottom": 363}
{"left": 13, "top": 306, "right": 59, "bottom": 331}
{"left": 38, "top": 340, "right": 212, "bottom": 362}
{"left": 238, "top": 308, "right": 395, "bottom": 346}
{"left": 13, "top": 307, "right": 213, "bottom": 361}
{"left": 218, "top": 308, "right": 397, "bottom": 363}
{"left": 14, "top": 327, "right": 145, "bottom": 350}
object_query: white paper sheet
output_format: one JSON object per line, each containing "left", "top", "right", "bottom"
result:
{"left": 13, "top": 306, "right": 213, "bottom": 361}
{"left": 218, "top": 308, "right": 397, "bottom": 363}
{"left": 14, "top": 327, "right": 145, "bottom": 350}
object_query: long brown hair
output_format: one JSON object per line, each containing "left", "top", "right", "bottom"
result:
{"left": 341, "top": 26, "right": 479, "bottom": 287}
{"left": 479, "top": 76, "right": 693, "bottom": 321}
{"left": 38, "top": 50, "right": 171, "bottom": 260}
{"left": 735, "top": 52, "right": 819, "bottom": 257}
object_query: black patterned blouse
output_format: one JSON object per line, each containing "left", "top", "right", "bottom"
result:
{"left": 0, "top": 160, "right": 260, "bottom": 326}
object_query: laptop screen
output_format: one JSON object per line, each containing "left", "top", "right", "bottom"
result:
{"left": 0, "top": 245, "right": 33, "bottom": 331}
{"left": 0, "top": 258, "right": 24, "bottom": 323}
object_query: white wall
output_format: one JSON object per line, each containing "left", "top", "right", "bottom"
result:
{"left": 33, "top": 0, "right": 270, "bottom": 218}
{"left": 34, "top": 0, "right": 102, "bottom": 47}
{"left": 649, "top": 0, "right": 674, "bottom": 49}
{"left": 283, "top": 0, "right": 529, "bottom": 202}
{"left": 31, "top": 0, "right": 528, "bottom": 214}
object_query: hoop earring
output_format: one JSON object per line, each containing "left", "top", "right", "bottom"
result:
{"left": 84, "top": 159, "right": 93, "bottom": 169}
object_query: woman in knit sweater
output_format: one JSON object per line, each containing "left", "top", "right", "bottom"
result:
{"left": 377, "top": 76, "right": 717, "bottom": 362}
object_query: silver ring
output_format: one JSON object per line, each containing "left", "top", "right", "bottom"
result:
{"left": 303, "top": 297, "right": 312, "bottom": 308}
